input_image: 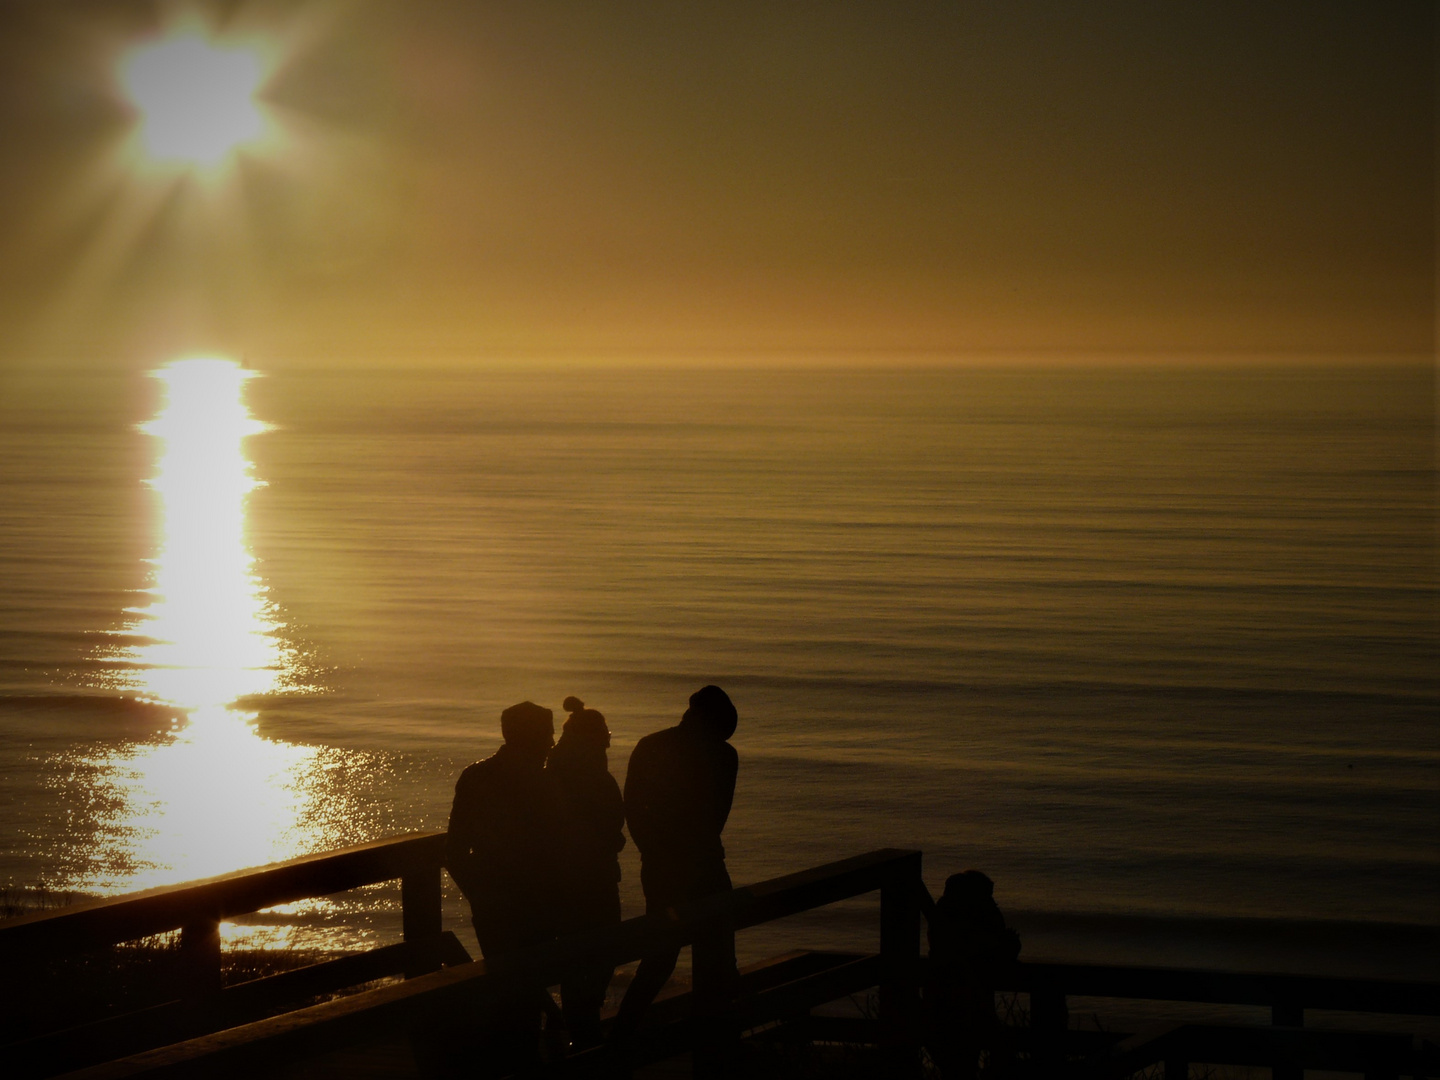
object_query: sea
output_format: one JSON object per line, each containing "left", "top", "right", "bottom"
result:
{"left": 0, "top": 361, "right": 1435, "bottom": 982}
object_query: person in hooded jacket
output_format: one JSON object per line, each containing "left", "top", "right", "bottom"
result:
{"left": 547, "top": 695, "right": 626, "bottom": 1049}
{"left": 610, "top": 685, "right": 739, "bottom": 1050}
{"left": 924, "top": 870, "right": 1022, "bottom": 1079}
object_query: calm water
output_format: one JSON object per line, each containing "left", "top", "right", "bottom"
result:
{"left": 0, "top": 364, "right": 1435, "bottom": 972}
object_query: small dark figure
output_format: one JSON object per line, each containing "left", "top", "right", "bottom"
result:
{"left": 925, "top": 870, "right": 1022, "bottom": 1080}
{"left": 547, "top": 696, "right": 626, "bottom": 1050}
{"left": 610, "top": 685, "right": 740, "bottom": 1051}
{"left": 444, "top": 700, "right": 560, "bottom": 1075}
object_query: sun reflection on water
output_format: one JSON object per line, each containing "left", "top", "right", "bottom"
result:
{"left": 73, "top": 359, "right": 367, "bottom": 943}
{"left": 136, "top": 358, "right": 296, "bottom": 709}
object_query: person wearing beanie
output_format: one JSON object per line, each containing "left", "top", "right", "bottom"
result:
{"left": 446, "top": 699, "right": 560, "bottom": 955}
{"left": 443, "top": 700, "right": 559, "bottom": 1073}
{"left": 546, "top": 696, "right": 626, "bottom": 1049}
{"left": 925, "top": 870, "right": 1022, "bottom": 1080}
{"left": 611, "top": 684, "right": 740, "bottom": 1048}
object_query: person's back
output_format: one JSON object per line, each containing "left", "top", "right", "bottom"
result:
{"left": 547, "top": 696, "right": 625, "bottom": 1049}
{"left": 548, "top": 696, "right": 625, "bottom": 902}
{"left": 624, "top": 710, "right": 737, "bottom": 909}
{"left": 929, "top": 870, "right": 1016, "bottom": 970}
{"left": 611, "top": 685, "right": 740, "bottom": 1052}
{"left": 437, "top": 700, "right": 560, "bottom": 1075}
{"left": 446, "top": 700, "right": 561, "bottom": 957}
{"left": 925, "top": 870, "right": 1021, "bottom": 1080}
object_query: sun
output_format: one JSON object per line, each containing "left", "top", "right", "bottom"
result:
{"left": 119, "top": 30, "right": 271, "bottom": 168}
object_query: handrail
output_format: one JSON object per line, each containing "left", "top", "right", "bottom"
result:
{"left": 917, "top": 880, "right": 1440, "bottom": 1019}
{"left": 0, "top": 832, "right": 447, "bottom": 962}
{"left": 54, "top": 847, "right": 926, "bottom": 1079}
{"left": 14, "top": 843, "right": 1437, "bottom": 1079}
{"left": 1002, "top": 960, "right": 1440, "bottom": 1017}
{"left": 916, "top": 880, "right": 1440, "bottom": 1080}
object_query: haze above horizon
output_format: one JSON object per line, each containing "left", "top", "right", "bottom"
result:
{"left": 0, "top": 2, "right": 1432, "bottom": 370}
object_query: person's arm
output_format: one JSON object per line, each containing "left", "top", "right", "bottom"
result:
{"left": 445, "top": 773, "right": 485, "bottom": 901}
{"left": 622, "top": 740, "right": 656, "bottom": 854}
{"left": 714, "top": 743, "right": 738, "bottom": 833}
{"left": 605, "top": 773, "right": 627, "bottom": 852}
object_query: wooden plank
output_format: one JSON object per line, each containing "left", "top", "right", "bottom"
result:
{"left": 879, "top": 852, "right": 922, "bottom": 1075}
{"left": 729, "top": 848, "right": 921, "bottom": 930}
{"left": 55, "top": 852, "right": 923, "bottom": 1079}
{"left": 804, "top": 1015, "right": 882, "bottom": 1044}
{"left": 45, "top": 835, "right": 1438, "bottom": 1080}
{"left": 1094, "top": 1024, "right": 1416, "bottom": 1079}
{"left": 54, "top": 960, "right": 498, "bottom": 1080}
{"left": 1000, "top": 961, "right": 1440, "bottom": 1016}
{"left": 552, "top": 952, "right": 884, "bottom": 1076}
{"left": 1095, "top": 1025, "right": 1189, "bottom": 1080}
{"left": 0, "top": 833, "right": 446, "bottom": 960}
{"left": 737, "top": 954, "right": 881, "bottom": 1027}
{"left": 1176, "top": 1024, "right": 1413, "bottom": 1075}
{"left": 8, "top": 934, "right": 469, "bottom": 1079}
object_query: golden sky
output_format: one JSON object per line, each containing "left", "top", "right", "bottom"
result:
{"left": 0, "top": 1, "right": 1433, "bottom": 367}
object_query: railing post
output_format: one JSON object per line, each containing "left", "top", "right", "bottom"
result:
{"left": 880, "top": 851, "right": 922, "bottom": 1076}
{"left": 179, "top": 915, "right": 222, "bottom": 996}
{"left": 1031, "top": 984, "right": 1068, "bottom": 1076}
{"left": 1272, "top": 997, "right": 1304, "bottom": 1080}
{"left": 691, "top": 905, "right": 739, "bottom": 1080}
{"left": 401, "top": 857, "right": 444, "bottom": 977}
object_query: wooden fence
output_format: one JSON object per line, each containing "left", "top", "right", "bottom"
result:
{"left": 0, "top": 840, "right": 924, "bottom": 1079}
{"left": 1005, "top": 960, "right": 1440, "bottom": 1080}
{"left": 0, "top": 832, "right": 449, "bottom": 992}
{"left": 2, "top": 834, "right": 1436, "bottom": 1079}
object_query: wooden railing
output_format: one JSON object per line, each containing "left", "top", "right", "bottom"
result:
{"left": 999, "top": 960, "right": 1440, "bottom": 1080}
{"left": 0, "top": 842, "right": 924, "bottom": 1079}
{"left": 5, "top": 836, "right": 1435, "bottom": 1080}
{"left": 0, "top": 832, "right": 449, "bottom": 993}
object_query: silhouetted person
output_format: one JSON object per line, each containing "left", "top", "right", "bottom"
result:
{"left": 444, "top": 700, "right": 559, "bottom": 1075}
{"left": 547, "top": 695, "right": 626, "bottom": 1050}
{"left": 924, "top": 870, "right": 1021, "bottom": 1080}
{"left": 610, "top": 685, "right": 739, "bottom": 1053}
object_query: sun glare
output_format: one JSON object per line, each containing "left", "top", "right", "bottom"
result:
{"left": 119, "top": 31, "right": 269, "bottom": 168}
{"left": 73, "top": 358, "right": 364, "bottom": 915}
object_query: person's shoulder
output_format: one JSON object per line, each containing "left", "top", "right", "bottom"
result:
{"left": 455, "top": 752, "right": 501, "bottom": 791}
{"left": 632, "top": 725, "right": 680, "bottom": 755}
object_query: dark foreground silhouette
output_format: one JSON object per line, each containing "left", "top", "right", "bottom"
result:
{"left": 6, "top": 825, "right": 1435, "bottom": 1080}
{"left": 924, "top": 869, "right": 1023, "bottom": 1080}
{"left": 443, "top": 699, "right": 559, "bottom": 1075}
{"left": 547, "top": 696, "right": 625, "bottom": 1049}
{"left": 609, "top": 684, "right": 741, "bottom": 1058}
{"left": 437, "top": 685, "right": 740, "bottom": 1070}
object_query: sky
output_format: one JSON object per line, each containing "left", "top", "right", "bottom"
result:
{"left": 0, "top": 1, "right": 1433, "bottom": 368}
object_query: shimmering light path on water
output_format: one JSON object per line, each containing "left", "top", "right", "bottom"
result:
{"left": 41, "top": 360, "right": 380, "bottom": 945}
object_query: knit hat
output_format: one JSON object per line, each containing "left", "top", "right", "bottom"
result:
{"left": 500, "top": 700, "right": 554, "bottom": 745}
{"left": 561, "top": 696, "right": 610, "bottom": 748}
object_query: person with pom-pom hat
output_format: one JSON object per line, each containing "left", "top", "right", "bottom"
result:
{"left": 547, "top": 696, "right": 626, "bottom": 1049}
